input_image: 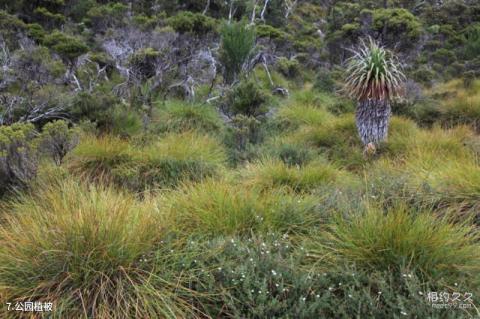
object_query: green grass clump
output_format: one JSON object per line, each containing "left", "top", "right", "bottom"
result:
{"left": 241, "top": 159, "right": 354, "bottom": 193}
{"left": 436, "top": 79, "right": 480, "bottom": 132}
{"left": 0, "top": 179, "right": 195, "bottom": 318}
{"left": 163, "top": 178, "right": 320, "bottom": 237}
{"left": 69, "top": 132, "right": 226, "bottom": 192}
{"left": 153, "top": 101, "right": 223, "bottom": 133}
{"left": 308, "top": 205, "right": 480, "bottom": 282}
{"left": 67, "top": 134, "right": 132, "bottom": 178}
{"left": 293, "top": 114, "right": 364, "bottom": 169}
{"left": 289, "top": 89, "right": 338, "bottom": 109}
{"left": 373, "top": 125, "right": 480, "bottom": 211}
{"left": 276, "top": 104, "right": 334, "bottom": 129}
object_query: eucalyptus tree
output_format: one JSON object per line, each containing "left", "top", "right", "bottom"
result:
{"left": 344, "top": 38, "right": 405, "bottom": 153}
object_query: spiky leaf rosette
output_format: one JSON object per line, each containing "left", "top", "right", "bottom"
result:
{"left": 344, "top": 38, "right": 405, "bottom": 102}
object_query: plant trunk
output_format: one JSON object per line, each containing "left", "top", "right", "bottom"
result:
{"left": 355, "top": 99, "right": 391, "bottom": 146}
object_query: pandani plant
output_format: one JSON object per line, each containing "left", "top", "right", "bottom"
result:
{"left": 344, "top": 38, "right": 405, "bottom": 154}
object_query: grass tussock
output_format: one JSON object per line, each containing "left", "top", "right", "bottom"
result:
{"left": 163, "top": 178, "right": 320, "bottom": 237}
{"left": 308, "top": 205, "right": 480, "bottom": 281}
{"left": 69, "top": 132, "right": 226, "bottom": 192}
{"left": 241, "top": 159, "right": 356, "bottom": 193}
{"left": 152, "top": 101, "right": 223, "bottom": 133}
{"left": 292, "top": 114, "right": 364, "bottom": 169}
{"left": 0, "top": 179, "right": 197, "bottom": 318}
{"left": 1, "top": 78, "right": 480, "bottom": 318}
{"left": 276, "top": 104, "right": 334, "bottom": 129}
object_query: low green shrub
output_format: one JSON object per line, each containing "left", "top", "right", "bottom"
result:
{"left": 276, "top": 57, "right": 301, "bottom": 79}
{"left": 69, "top": 91, "right": 120, "bottom": 130}
{"left": 39, "top": 120, "right": 79, "bottom": 165}
{"left": 0, "top": 123, "right": 39, "bottom": 195}
{"left": 225, "top": 78, "right": 269, "bottom": 117}
{"left": 166, "top": 11, "right": 217, "bottom": 35}
{"left": 223, "top": 114, "right": 265, "bottom": 165}
{"left": 43, "top": 31, "right": 88, "bottom": 64}
{"left": 170, "top": 234, "right": 469, "bottom": 318}
{"left": 314, "top": 68, "right": 336, "bottom": 93}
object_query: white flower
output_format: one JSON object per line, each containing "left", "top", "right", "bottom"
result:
{"left": 401, "top": 311, "right": 407, "bottom": 316}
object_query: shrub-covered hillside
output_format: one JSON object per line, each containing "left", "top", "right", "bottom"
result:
{"left": 0, "top": 1, "right": 479, "bottom": 318}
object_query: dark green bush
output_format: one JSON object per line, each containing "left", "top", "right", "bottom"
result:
{"left": 225, "top": 78, "right": 268, "bottom": 118}
{"left": 69, "top": 91, "right": 119, "bottom": 130}
{"left": 314, "top": 69, "right": 336, "bottom": 93}
{"left": 276, "top": 57, "right": 300, "bottom": 79}
{"left": 256, "top": 24, "right": 290, "bottom": 42}
{"left": 0, "top": 123, "right": 38, "bottom": 195}
{"left": 39, "top": 120, "right": 79, "bottom": 165}
{"left": 33, "top": 7, "right": 65, "bottom": 28}
{"left": 85, "top": 2, "right": 128, "bottom": 31}
{"left": 43, "top": 31, "right": 89, "bottom": 65}
{"left": 464, "top": 23, "right": 480, "bottom": 60}
{"left": 372, "top": 8, "right": 423, "bottom": 49}
{"left": 224, "top": 114, "right": 265, "bottom": 165}
{"left": 166, "top": 11, "right": 216, "bottom": 35}
{"left": 26, "top": 23, "right": 46, "bottom": 42}
{"left": 411, "top": 65, "right": 435, "bottom": 87}
{"left": 0, "top": 10, "right": 26, "bottom": 48}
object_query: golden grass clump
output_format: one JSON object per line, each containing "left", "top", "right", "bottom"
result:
{"left": 68, "top": 132, "right": 226, "bottom": 191}
{"left": 0, "top": 178, "right": 197, "bottom": 318}
{"left": 307, "top": 205, "right": 480, "bottom": 281}
{"left": 162, "top": 178, "right": 320, "bottom": 237}
{"left": 240, "top": 159, "right": 357, "bottom": 193}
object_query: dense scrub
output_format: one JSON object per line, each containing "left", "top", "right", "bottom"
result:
{"left": 1, "top": 1, "right": 480, "bottom": 318}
